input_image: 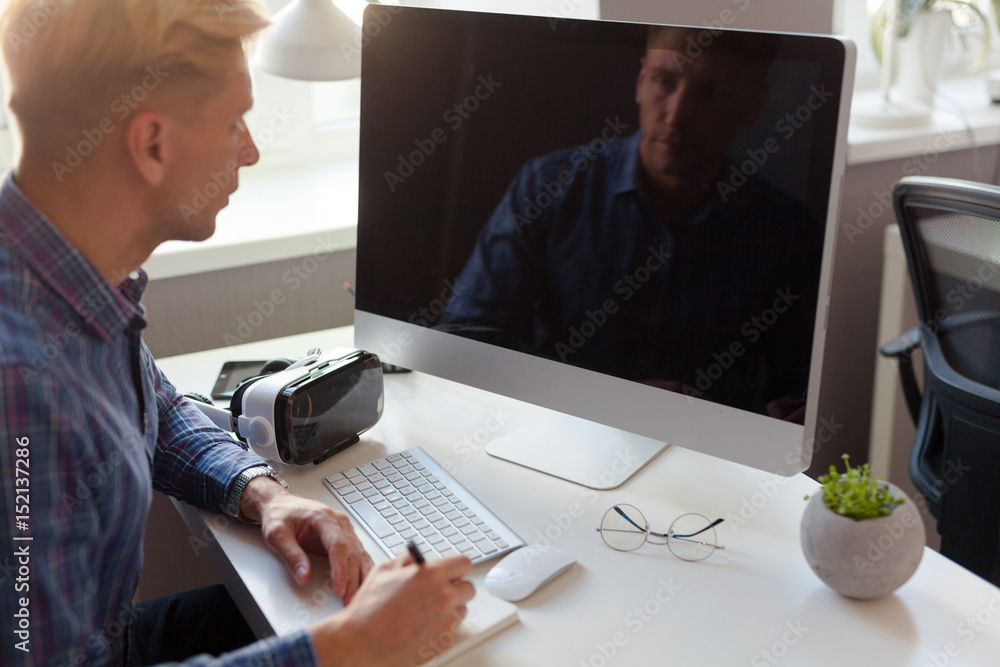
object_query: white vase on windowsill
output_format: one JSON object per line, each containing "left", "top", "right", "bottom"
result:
{"left": 854, "top": 0, "right": 989, "bottom": 127}
{"left": 892, "top": 8, "right": 952, "bottom": 110}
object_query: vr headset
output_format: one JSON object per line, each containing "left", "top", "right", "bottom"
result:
{"left": 193, "top": 348, "right": 384, "bottom": 465}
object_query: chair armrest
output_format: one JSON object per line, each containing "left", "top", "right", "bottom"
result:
{"left": 880, "top": 325, "right": 923, "bottom": 425}
{"left": 880, "top": 325, "right": 921, "bottom": 359}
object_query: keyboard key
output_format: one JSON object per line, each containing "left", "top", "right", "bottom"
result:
{"left": 358, "top": 463, "right": 379, "bottom": 477}
{"left": 373, "top": 458, "right": 393, "bottom": 470}
{"left": 345, "top": 468, "right": 363, "bottom": 479}
{"left": 352, "top": 501, "right": 395, "bottom": 538}
{"left": 341, "top": 491, "right": 363, "bottom": 504}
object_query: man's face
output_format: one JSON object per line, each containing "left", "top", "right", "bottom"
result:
{"left": 162, "top": 55, "right": 259, "bottom": 242}
{"left": 635, "top": 39, "right": 767, "bottom": 183}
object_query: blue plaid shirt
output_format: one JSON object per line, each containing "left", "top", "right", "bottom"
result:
{"left": 0, "top": 174, "right": 318, "bottom": 666}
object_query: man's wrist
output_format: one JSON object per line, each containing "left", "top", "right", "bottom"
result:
{"left": 227, "top": 465, "right": 289, "bottom": 524}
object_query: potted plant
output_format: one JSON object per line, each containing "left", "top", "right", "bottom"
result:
{"left": 800, "top": 455, "right": 925, "bottom": 599}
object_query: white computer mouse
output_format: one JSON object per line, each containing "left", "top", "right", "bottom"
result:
{"left": 484, "top": 544, "right": 577, "bottom": 602}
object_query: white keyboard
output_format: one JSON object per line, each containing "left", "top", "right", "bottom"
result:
{"left": 323, "top": 448, "right": 524, "bottom": 564}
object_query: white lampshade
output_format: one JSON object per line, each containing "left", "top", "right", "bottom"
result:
{"left": 253, "top": 0, "right": 363, "bottom": 82}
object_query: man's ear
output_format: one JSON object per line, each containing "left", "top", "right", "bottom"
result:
{"left": 635, "top": 55, "right": 647, "bottom": 104}
{"left": 125, "top": 111, "right": 169, "bottom": 186}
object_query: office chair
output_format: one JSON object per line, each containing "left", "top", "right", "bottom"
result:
{"left": 880, "top": 175, "right": 1000, "bottom": 584}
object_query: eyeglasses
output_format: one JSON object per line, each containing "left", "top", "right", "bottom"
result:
{"left": 597, "top": 504, "right": 725, "bottom": 561}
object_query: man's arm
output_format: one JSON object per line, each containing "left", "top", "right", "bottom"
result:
{"left": 147, "top": 353, "right": 372, "bottom": 598}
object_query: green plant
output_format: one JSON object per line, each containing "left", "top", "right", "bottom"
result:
{"left": 807, "top": 454, "right": 903, "bottom": 521}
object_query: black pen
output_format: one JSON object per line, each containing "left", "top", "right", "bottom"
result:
{"left": 406, "top": 539, "right": 425, "bottom": 565}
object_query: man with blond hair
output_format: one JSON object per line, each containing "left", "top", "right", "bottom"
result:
{"left": 0, "top": 1, "right": 473, "bottom": 665}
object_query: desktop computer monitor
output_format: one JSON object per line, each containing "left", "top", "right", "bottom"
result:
{"left": 355, "top": 7, "right": 855, "bottom": 488}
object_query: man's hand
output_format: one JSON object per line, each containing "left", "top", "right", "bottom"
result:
{"left": 311, "top": 553, "right": 475, "bottom": 667}
{"left": 240, "top": 477, "right": 373, "bottom": 601}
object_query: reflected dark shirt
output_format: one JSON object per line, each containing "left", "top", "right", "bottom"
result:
{"left": 440, "top": 131, "right": 821, "bottom": 411}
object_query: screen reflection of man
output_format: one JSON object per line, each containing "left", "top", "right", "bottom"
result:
{"left": 441, "top": 27, "right": 821, "bottom": 420}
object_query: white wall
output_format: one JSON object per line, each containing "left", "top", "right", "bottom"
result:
{"left": 600, "top": 0, "right": 835, "bottom": 34}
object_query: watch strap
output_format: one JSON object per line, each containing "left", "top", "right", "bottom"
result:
{"left": 226, "top": 464, "right": 287, "bottom": 524}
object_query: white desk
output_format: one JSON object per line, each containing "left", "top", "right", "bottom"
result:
{"left": 157, "top": 327, "right": 1000, "bottom": 666}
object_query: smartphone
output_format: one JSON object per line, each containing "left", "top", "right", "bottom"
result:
{"left": 211, "top": 360, "right": 268, "bottom": 401}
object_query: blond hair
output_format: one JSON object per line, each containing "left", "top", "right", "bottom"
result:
{"left": 0, "top": 0, "right": 270, "bottom": 159}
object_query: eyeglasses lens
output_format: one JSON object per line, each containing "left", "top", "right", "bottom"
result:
{"left": 600, "top": 504, "right": 648, "bottom": 551}
{"left": 668, "top": 513, "right": 718, "bottom": 562}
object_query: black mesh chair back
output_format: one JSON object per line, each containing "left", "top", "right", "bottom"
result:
{"left": 882, "top": 176, "right": 1000, "bottom": 583}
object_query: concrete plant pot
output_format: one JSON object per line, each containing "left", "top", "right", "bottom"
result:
{"left": 800, "top": 483, "right": 925, "bottom": 599}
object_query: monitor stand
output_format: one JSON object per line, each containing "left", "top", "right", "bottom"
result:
{"left": 485, "top": 411, "right": 670, "bottom": 490}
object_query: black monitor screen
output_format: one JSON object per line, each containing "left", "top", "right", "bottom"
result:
{"left": 357, "top": 7, "right": 849, "bottom": 423}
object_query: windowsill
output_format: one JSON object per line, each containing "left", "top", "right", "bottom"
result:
{"left": 144, "top": 157, "right": 359, "bottom": 280}
{"left": 847, "top": 73, "right": 1000, "bottom": 165}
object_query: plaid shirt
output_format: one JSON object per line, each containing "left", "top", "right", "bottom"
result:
{"left": 0, "top": 174, "right": 318, "bottom": 666}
